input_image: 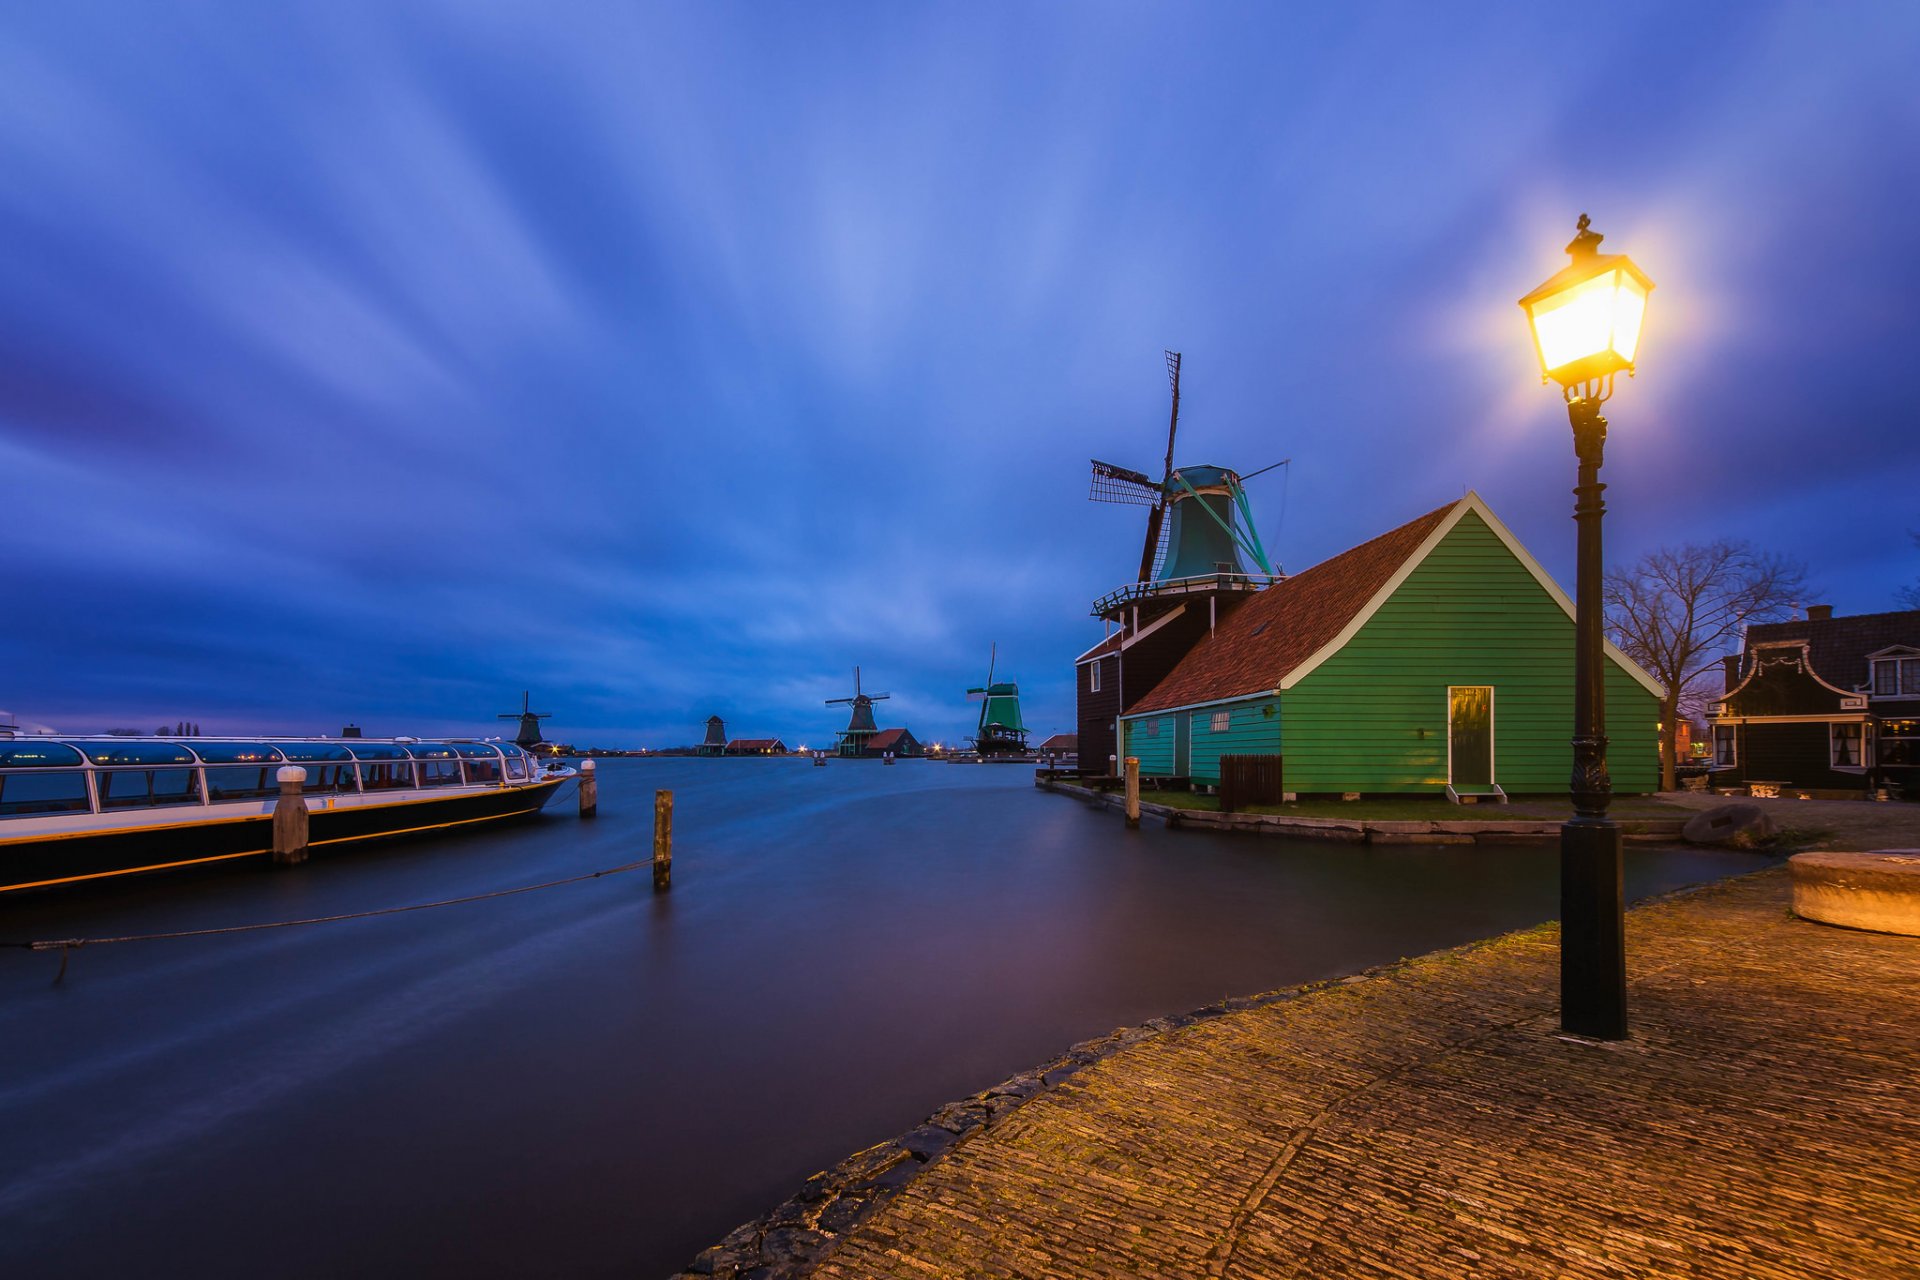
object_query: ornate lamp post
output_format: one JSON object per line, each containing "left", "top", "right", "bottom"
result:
{"left": 1519, "top": 214, "right": 1654, "bottom": 1040}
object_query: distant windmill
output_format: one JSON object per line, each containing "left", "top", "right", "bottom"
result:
{"left": 825, "top": 667, "right": 890, "bottom": 757}
{"left": 966, "top": 643, "right": 1028, "bottom": 757}
{"left": 497, "top": 691, "right": 552, "bottom": 750}
{"left": 1089, "top": 350, "right": 1282, "bottom": 614}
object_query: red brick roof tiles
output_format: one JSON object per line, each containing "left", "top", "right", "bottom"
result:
{"left": 1127, "top": 501, "right": 1458, "bottom": 715}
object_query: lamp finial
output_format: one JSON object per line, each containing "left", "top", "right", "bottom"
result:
{"left": 1567, "top": 213, "right": 1604, "bottom": 260}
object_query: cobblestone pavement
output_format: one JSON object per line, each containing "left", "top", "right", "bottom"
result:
{"left": 811, "top": 869, "right": 1920, "bottom": 1279}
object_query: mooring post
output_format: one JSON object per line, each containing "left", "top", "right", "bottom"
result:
{"left": 578, "top": 758, "right": 597, "bottom": 818}
{"left": 884, "top": 751, "right": 894, "bottom": 766}
{"left": 272, "top": 765, "right": 309, "bottom": 865}
{"left": 1124, "top": 756, "right": 1141, "bottom": 828}
{"left": 652, "top": 789, "right": 673, "bottom": 892}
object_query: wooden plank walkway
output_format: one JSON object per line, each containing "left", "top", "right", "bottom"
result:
{"left": 800, "top": 869, "right": 1919, "bottom": 1279}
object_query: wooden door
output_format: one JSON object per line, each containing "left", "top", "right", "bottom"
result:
{"left": 1448, "top": 687, "right": 1494, "bottom": 788}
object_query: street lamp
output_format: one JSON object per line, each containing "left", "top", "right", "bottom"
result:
{"left": 1519, "top": 213, "right": 1653, "bottom": 1041}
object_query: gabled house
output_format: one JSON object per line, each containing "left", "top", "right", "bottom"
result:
{"left": 863, "top": 727, "right": 923, "bottom": 758}
{"left": 724, "top": 738, "right": 789, "bottom": 756}
{"left": 1708, "top": 606, "right": 1920, "bottom": 796}
{"left": 1110, "top": 493, "right": 1663, "bottom": 798}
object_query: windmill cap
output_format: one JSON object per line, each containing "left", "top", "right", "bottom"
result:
{"left": 1169, "top": 464, "right": 1240, "bottom": 489}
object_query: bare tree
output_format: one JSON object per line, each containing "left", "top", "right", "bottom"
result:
{"left": 1901, "top": 531, "right": 1920, "bottom": 610}
{"left": 1604, "top": 541, "right": 1808, "bottom": 791}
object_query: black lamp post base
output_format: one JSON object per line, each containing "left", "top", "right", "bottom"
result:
{"left": 1560, "top": 819, "right": 1627, "bottom": 1039}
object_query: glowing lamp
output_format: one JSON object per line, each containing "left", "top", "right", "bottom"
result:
{"left": 1518, "top": 214, "right": 1654, "bottom": 389}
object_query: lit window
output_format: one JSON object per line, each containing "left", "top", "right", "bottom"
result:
{"left": 1210, "top": 711, "right": 1230, "bottom": 732}
{"left": 1831, "top": 723, "right": 1864, "bottom": 769}
{"left": 1712, "top": 725, "right": 1737, "bottom": 767}
{"left": 1089, "top": 663, "right": 1102, "bottom": 693}
{"left": 1879, "top": 719, "right": 1919, "bottom": 767}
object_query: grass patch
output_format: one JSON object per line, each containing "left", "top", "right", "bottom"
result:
{"left": 1133, "top": 790, "right": 1692, "bottom": 823}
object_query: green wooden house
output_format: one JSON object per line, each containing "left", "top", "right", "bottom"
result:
{"left": 1116, "top": 494, "right": 1663, "bottom": 798}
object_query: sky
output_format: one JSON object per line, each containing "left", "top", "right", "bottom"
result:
{"left": 2, "top": 1, "right": 1917, "bottom": 748}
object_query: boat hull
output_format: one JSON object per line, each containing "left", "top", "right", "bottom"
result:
{"left": 0, "top": 779, "right": 566, "bottom": 894}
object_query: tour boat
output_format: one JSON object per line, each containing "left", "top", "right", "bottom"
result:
{"left": 0, "top": 736, "right": 573, "bottom": 893}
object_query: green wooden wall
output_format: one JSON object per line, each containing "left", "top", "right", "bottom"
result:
{"left": 1122, "top": 714, "right": 1176, "bottom": 774}
{"left": 1279, "top": 509, "right": 1660, "bottom": 794}
{"left": 1182, "top": 699, "right": 1281, "bottom": 784}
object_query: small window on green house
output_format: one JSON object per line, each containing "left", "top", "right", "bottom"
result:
{"left": 1145, "top": 719, "right": 1160, "bottom": 738}
{"left": 1210, "top": 711, "right": 1230, "bottom": 732}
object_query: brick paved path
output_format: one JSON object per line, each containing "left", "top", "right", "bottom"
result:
{"left": 814, "top": 869, "right": 1920, "bottom": 1279}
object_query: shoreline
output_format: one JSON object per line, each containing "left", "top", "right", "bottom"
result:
{"left": 669, "top": 869, "right": 1784, "bottom": 1280}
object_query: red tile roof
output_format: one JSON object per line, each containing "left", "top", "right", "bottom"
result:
{"left": 865, "top": 728, "right": 913, "bottom": 750}
{"left": 1038, "top": 733, "right": 1078, "bottom": 751}
{"left": 1127, "top": 501, "right": 1457, "bottom": 715}
{"left": 726, "top": 738, "right": 787, "bottom": 751}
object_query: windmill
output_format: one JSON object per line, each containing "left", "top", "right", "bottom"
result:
{"left": 497, "top": 691, "right": 552, "bottom": 750}
{"left": 825, "top": 667, "right": 890, "bottom": 756}
{"left": 1088, "top": 350, "right": 1283, "bottom": 621}
{"left": 966, "top": 643, "right": 1028, "bottom": 757}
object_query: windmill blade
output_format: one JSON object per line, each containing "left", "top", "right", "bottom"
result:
{"left": 868, "top": 692, "right": 891, "bottom": 701}
{"left": 987, "top": 642, "right": 996, "bottom": 688}
{"left": 825, "top": 697, "right": 856, "bottom": 706}
{"left": 1161, "top": 350, "right": 1182, "bottom": 483}
{"left": 1089, "top": 459, "right": 1160, "bottom": 506}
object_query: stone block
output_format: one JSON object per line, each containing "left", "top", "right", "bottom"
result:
{"left": 1681, "top": 803, "right": 1774, "bottom": 849}
{"left": 1790, "top": 851, "right": 1920, "bottom": 936}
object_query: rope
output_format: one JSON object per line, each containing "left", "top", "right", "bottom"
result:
{"left": 3, "top": 857, "right": 654, "bottom": 977}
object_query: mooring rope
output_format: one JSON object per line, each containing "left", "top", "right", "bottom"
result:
{"left": 3, "top": 857, "right": 653, "bottom": 981}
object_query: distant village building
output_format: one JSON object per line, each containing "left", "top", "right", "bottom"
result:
{"left": 864, "top": 728, "right": 923, "bottom": 758}
{"left": 1083, "top": 494, "right": 1662, "bottom": 798}
{"left": 1037, "top": 733, "right": 1078, "bottom": 765}
{"left": 1708, "top": 606, "right": 1920, "bottom": 797}
{"left": 724, "top": 738, "right": 789, "bottom": 756}
{"left": 700, "top": 716, "right": 727, "bottom": 757}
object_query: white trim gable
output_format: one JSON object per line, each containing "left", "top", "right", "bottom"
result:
{"left": 1120, "top": 603, "right": 1189, "bottom": 651}
{"left": 1275, "top": 492, "right": 1667, "bottom": 701}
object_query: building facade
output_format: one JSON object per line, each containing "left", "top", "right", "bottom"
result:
{"left": 1105, "top": 494, "right": 1662, "bottom": 797}
{"left": 1708, "top": 607, "right": 1920, "bottom": 796}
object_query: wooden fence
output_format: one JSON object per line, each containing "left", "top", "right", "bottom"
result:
{"left": 1219, "top": 754, "right": 1285, "bottom": 813}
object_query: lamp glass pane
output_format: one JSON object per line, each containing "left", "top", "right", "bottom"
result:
{"left": 1610, "top": 274, "right": 1647, "bottom": 364}
{"left": 1529, "top": 271, "right": 1623, "bottom": 374}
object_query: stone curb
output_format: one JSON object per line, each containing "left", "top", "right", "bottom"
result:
{"left": 1035, "top": 777, "right": 1688, "bottom": 843}
{"left": 667, "top": 868, "right": 1779, "bottom": 1280}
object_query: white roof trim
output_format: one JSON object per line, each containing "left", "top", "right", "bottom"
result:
{"left": 1120, "top": 602, "right": 1189, "bottom": 650}
{"left": 1075, "top": 603, "right": 1191, "bottom": 664}
{"left": 1121, "top": 689, "right": 1278, "bottom": 719}
{"left": 1073, "top": 636, "right": 1120, "bottom": 664}
{"left": 1275, "top": 492, "right": 1667, "bottom": 701}
{"left": 1867, "top": 645, "right": 1920, "bottom": 659}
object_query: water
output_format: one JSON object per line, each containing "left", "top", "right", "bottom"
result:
{"left": 0, "top": 761, "right": 1767, "bottom": 1277}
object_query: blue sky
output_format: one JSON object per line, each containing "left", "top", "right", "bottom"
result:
{"left": 3, "top": 2, "right": 1916, "bottom": 747}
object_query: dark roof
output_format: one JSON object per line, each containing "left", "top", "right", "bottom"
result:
{"left": 726, "top": 738, "right": 786, "bottom": 750}
{"left": 1128, "top": 502, "right": 1456, "bottom": 715}
{"left": 866, "top": 728, "right": 914, "bottom": 750}
{"left": 1038, "top": 733, "right": 1078, "bottom": 751}
{"left": 1744, "top": 609, "right": 1920, "bottom": 690}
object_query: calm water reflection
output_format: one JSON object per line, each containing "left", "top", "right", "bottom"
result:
{"left": 0, "top": 760, "right": 1767, "bottom": 1277}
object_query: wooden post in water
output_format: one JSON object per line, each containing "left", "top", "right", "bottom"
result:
{"left": 578, "top": 758, "right": 597, "bottom": 818}
{"left": 1124, "top": 756, "right": 1141, "bottom": 828}
{"left": 652, "top": 789, "right": 673, "bottom": 891}
{"left": 272, "top": 765, "right": 310, "bottom": 865}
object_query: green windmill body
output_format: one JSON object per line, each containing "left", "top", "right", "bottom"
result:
{"left": 968, "top": 644, "right": 1029, "bottom": 757}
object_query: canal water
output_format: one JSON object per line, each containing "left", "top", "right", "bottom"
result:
{"left": 0, "top": 761, "right": 1767, "bottom": 1277}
